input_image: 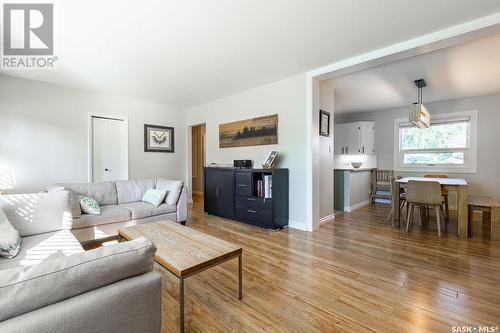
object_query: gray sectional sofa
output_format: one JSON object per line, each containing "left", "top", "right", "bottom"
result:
{"left": 59, "top": 178, "right": 187, "bottom": 244}
{"left": 0, "top": 191, "right": 162, "bottom": 332}
{"left": 0, "top": 177, "right": 186, "bottom": 332}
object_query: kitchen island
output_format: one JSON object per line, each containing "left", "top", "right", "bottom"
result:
{"left": 334, "top": 168, "right": 375, "bottom": 212}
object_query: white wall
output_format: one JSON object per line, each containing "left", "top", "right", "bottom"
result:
{"left": 336, "top": 94, "right": 500, "bottom": 199}
{"left": 186, "top": 74, "right": 308, "bottom": 229}
{"left": 0, "top": 75, "right": 186, "bottom": 193}
{"left": 319, "top": 81, "right": 335, "bottom": 220}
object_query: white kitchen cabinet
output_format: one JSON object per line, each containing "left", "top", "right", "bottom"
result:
{"left": 334, "top": 124, "right": 346, "bottom": 155}
{"left": 334, "top": 121, "right": 375, "bottom": 155}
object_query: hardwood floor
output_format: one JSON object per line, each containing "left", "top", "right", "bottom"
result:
{"left": 152, "top": 196, "right": 500, "bottom": 332}
{"left": 87, "top": 196, "right": 500, "bottom": 332}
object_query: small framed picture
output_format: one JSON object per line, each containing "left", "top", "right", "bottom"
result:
{"left": 262, "top": 151, "right": 278, "bottom": 169}
{"left": 144, "top": 124, "right": 174, "bottom": 153}
{"left": 319, "top": 110, "right": 330, "bottom": 137}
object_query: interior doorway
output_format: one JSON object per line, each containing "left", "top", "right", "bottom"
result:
{"left": 191, "top": 124, "right": 206, "bottom": 203}
{"left": 88, "top": 114, "right": 129, "bottom": 182}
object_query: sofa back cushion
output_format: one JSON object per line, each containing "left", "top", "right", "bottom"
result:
{"left": 116, "top": 179, "right": 156, "bottom": 204}
{"left": 0, "top": 237, "right": 156, "bottom": 322}
{"left": 60, "top": 181, "right": 118, "bottom": 206}
{"left": 156, "top": 178, "right": 184, "bottom": 206}
{"left": 0, "top": 191, "right": 72, "bottom": 237}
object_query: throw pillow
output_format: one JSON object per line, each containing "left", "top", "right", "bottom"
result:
{"left": 80, "top": 196, "right": 101, "bottom": 215}
{"left": 142, "top": 188, "right": 168, "bottom": 207}
{"left": 0, "top": 208, "right": 21, "bottom": 259}
{"left": 156, "top": 179, "right": 183, "bottom": 206}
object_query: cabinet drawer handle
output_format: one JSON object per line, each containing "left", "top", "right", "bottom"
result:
{"left": 238, "top": 184, "right": 248, "bottom": 187}
{"left": 247, "top": 209, "right": 257, "bottom": 213}
{"left": 247, "top": 198, "right": 256, "bottom": 201}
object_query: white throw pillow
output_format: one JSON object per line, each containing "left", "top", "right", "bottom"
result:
{"left": 142, "top": 188, "right": 168, "bottom": 207}
{"left": 80, "top": 196, "right": 101, "bottom": 215}
{"left": 0, "top": 208, "right": 21, "bottom": 259}
{"left": 156, "top": 179, "right": 183, "bottom": 206}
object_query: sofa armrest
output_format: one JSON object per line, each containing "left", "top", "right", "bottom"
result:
{"left": 176, "top": 186, "right": 188, "bottom": 222}
{"left": 0, "top": 191, "right": 73, "bottom": 237}
{"left": 0, "top": 237, "right": 156, "bottom": 322}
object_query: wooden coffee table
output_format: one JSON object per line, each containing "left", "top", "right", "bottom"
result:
{"left": 118, "top": 221, "right": 243, "bottom": 333}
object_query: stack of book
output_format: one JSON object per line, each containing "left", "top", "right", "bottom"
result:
{"left": 264, "top": 175, "right": 272, "bottom": 199}
{"left": 256, "top": 176, "right": 272, "bottom": 198}
{"left": 256, "top": 180, "right": 263, "bottom": 197}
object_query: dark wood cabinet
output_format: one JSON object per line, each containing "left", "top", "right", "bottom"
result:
{"left": 204, "top": 167, "right": 288, "bottom": 229}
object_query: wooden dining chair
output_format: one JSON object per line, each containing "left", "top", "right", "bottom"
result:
{"left": 386, "top": 176, "right": 406, "bottom": 224}
{"left": 406, "top": 180, "right": 446, "bottom": 238}
{"left": 370, "top": 169, "right": 393, "bottom": 203}
{"left": 424, "top": 174, "right": 450, "bottom": 222}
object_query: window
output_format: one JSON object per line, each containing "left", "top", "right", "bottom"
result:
{"left": 394, "top": 110, "right": 477, "bottom": 173}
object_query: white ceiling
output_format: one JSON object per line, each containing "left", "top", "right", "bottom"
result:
{"left": 3, "top": 0, "right": 500, "bottom": 107}
{"left": 330, "top": 33, "right": 500, "bottom": 114}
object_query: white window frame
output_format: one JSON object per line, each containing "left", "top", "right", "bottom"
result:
{"left": 393, "top": 110, "right": 478, "bottom": 173}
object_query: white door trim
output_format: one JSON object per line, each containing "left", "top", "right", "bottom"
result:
{"left": 305, "top": 12, "right": 500, "bottom": 231}
{"left": 88, "top": 113, "right": 129, "bottom": 182}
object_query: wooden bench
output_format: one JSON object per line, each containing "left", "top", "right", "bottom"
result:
{"left": 468, "top": 195, "right": 500, "bottom": 240}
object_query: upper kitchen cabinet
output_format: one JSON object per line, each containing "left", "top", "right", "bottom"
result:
{"left": 334, "top": 121, "right": 375, "bottom": 155}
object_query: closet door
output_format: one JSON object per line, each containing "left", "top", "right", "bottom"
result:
{"left": 92, "top": 117, "right": 127, "bottom": 182}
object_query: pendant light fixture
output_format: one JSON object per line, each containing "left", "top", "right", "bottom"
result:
{"left": 409, "top": 79, "right": 430, "bottom": 128}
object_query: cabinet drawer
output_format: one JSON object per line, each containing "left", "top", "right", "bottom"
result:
{"left": 236, "top": 195, "right": 272, "bottom": 212}
{"left": 235, "top": 172, "right": 252, "bottom": 196}
{"left": 235, "top": 207, "right": 273, "bottom": 226}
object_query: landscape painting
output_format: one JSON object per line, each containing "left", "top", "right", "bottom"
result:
{"left": 219, "top": 114, "right": 278, "bottom": 148}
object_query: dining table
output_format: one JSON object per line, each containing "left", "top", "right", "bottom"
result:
{"left": 392, "top": 177, "right": 469, "bottom": 238}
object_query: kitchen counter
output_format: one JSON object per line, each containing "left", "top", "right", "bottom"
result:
{"left": 334, "top": 168, "right": 375, "bottom": 172}
{"left": 334, "top": 169, "right": 373, "bottom": 212}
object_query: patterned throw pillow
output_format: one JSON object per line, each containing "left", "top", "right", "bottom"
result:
{"left": 80, "top": 196, "right": 101, "bottom": 215}
{"left": 142, "top": 188, "right": 168, "bottom": 207}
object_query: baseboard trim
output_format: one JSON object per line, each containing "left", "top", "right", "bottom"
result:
{"left": 319, "top": 213, "right": 336, "bottom": 225}
{"left": 345, "top": 200, "right": 370, "bottom": 213}
{"left": 288, "top": 219, "right": 306, "bottom": 231}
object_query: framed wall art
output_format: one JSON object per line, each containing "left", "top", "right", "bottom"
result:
{"left": 319, "top": 110, "right": 330, "bottom": 137}
{"left": 144, "top": 124, "right": 174, "bottom": 153}
{"left": 219, "top": 114, "right": 278, "bottom": 148}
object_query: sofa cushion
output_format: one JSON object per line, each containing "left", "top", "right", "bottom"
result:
{"left": 116, "top": 179, "right": 156, "bottom": 204}
{"left": 72, "top": 205, "right": 131, "bottom": 230}
{"left": 0, "top": 237, "right": 156, "bottom": 322}
{"left": 120, "top": 202, "right": 176, "bottom": 219}
{"left": 0, "top": 230, "right": 84, "bottom": 270}
{"left": 60, "top": 181, "right": 118, "bottom": 206}
{"left": 0, "top": 192, "right": 73, "bottom": 237}
{"left": 0, "top": 208, "right": 21, "bottom": 259}
{"left": 156, "top": 178, "right": 183, "bottom": 205}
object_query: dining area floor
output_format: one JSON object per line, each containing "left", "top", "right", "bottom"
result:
{"left": 153, "top": 196, "right": 500, "bottom": 332}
